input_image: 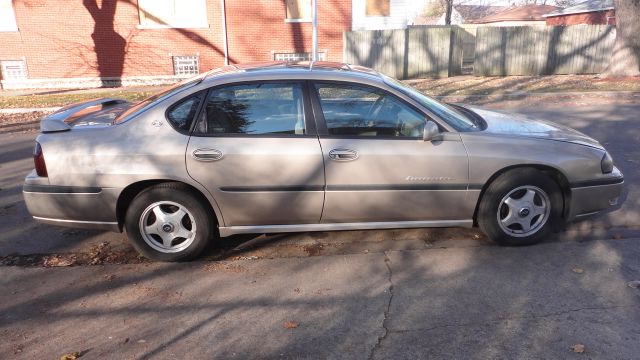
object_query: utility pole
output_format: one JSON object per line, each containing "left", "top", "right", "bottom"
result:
{"left": 312, "top": 0, "right": 318, "bottom": 61}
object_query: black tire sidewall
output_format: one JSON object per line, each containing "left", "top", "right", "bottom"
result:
{"left": 125, "top": 184, "right": 212, "bottom": 261}
{"left": 479, "top": 169, "right": 562, "bottom": 246}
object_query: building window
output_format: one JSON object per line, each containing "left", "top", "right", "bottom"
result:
{"left": 173, "top": 55, "right": 199, "bottom": 76}
{"left": 274, "top": 52, "right": 326, "bottom": 62}
{"left": 138, "top": 0, "right": 208, "bottom": 28}
{"left": 285, "top": 0, "right": 312, "bottom": 22}
{"left": 0, "top": 60, "right": 27, "bottom": 80}
{"left": 0, "top": 0, "right": 18, "bottom": 32}
{"left": 365, "top": 0, "right": 390, "bottom": 17}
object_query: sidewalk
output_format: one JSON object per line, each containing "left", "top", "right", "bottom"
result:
{"left": 2, "top": 238, "right": 639, "bottom": 359}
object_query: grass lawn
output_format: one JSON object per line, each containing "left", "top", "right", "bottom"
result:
{"left": 1, "top": 74, "right": 639, "bottom": 109}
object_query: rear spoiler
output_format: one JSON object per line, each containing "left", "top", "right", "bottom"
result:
{"left": 41, "top": 98, "right": 128, "bottom": 133}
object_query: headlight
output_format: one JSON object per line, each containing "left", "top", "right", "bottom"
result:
{"left": 601, "top": 152, "right": 614, "bottom": 174}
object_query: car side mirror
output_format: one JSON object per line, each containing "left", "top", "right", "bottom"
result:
{"left": 422, "top": 120, "right": 440, "bottom": 141}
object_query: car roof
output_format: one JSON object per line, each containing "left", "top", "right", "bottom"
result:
{"left": 199, "top": 61, "right": 385, "bottom": 84}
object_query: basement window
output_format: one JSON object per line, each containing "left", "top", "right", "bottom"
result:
{"left": 274, "top": 52, "right": 326, "bottom": 62}
{"left": 0, "top": 0, "right": 18, "bottom": 32}
{"left": 138, "top": 0, "right": 208, "bottom": 29}
{"left": 173, "top": 55, "right": 199, "bottom": 76}
{"left": 0, "top": 60, "right": 27, "bottom": 80}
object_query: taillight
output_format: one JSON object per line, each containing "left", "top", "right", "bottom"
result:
{"left": 34, "top": 142, "right": 48, "bottom": 177}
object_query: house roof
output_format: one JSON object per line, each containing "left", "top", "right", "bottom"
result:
{"left": 411, "top": 5, "right": 507, "bottom": 25}
{"left": 543, "top": 0, "right": 614, "bottom": 18}
{"left": 454, "top": 5, "right": 509, "bottom": 22}
{"left": 472, "top": 4, "right": 560, "bottom": 24}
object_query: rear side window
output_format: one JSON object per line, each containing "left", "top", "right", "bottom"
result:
{"left": 166, "top": 93, "right": 203, "bottom": 132}
{"left": 193, "top": 82, "right": 306, "bottom": 135}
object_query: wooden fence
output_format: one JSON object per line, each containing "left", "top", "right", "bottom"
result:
{"left": 343, "top": 26, "right": 464, "bottom": 79}
{"left": 474, "top": 25, "right": 616, "bottom": 76}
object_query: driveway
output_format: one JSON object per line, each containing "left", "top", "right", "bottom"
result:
{"left": 1, "top": 101, "right": 639, "bottom": 359}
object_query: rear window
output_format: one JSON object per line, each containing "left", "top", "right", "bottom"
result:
{"left": 113, "top": 78, "right": 202, "bottom": 124}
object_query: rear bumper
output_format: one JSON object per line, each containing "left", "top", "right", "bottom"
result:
{"left": 568, "top": 172, "right": 624, "bottom": 221}
{"left": 23, "top": 173, "right": 121, "bottom": 232}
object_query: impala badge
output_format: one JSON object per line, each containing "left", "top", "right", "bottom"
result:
{"left": 152, "top": 120, "right": 163, "bottom": 127}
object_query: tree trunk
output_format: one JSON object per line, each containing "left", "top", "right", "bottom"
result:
{"left": 605, "top": 0, "right": 640, "bottom": 77}
{"left": 444, "top": 0, "right": 453, "bottom": 25}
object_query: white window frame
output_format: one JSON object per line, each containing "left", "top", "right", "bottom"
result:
{"left": 284, "top": 0, "right": 312, "bottom": 23}
{"left": 273, "top": 51, "right": 326, "bottom": 62}
{"left": 0, "top": 0, "right": 18, "bottom": 32}
{"left": 137, "top": 0, "right": 209, "bottom": 29}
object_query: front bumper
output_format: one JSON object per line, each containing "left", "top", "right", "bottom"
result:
{"left": 568, "top": 168, "right": 624, "bottom": 221}
{"left": 23, "top": 171, "right": 121, "bottom": 231}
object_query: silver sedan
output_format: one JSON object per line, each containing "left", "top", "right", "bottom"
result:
{"left": 23, "top": 62, "right": 624, "bottom": 261}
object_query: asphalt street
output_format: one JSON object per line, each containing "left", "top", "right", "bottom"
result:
{"left": 0, "top": 101, "right": 639, "bottom": 359}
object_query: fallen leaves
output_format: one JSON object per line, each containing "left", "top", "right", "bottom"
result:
{"left": 60, "top": 352, "right": 81, "bottom": 360}
{"left": 570, "top": 344, "right": 585, "bottom": 353}
{"left": 571, "top": 267, "right": 584, "bottom": 274}
{"left": 44, "top": 255, "right": 77, "bottom": 267}
{"left": 627, "top": 280, "right": 640, "bottom": 289}
{"left": 283, "top": 321, "right": 299, "bottom": 329}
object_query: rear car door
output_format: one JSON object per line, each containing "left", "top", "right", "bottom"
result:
{"left": 186, "top": 81, "right": 325, "bottom": 226}
{"left": 311, "top": 81, "right": 471, "bottom": 223}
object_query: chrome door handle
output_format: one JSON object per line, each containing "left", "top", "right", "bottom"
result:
{"left": 192, "top": 148, "right": 223, "bottom": 162}
{"left": 329, "top": 149, "right": 358, "bottom": 161}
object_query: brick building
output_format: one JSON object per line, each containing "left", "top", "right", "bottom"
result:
{"left": 0, "top": 0, "right": 352, "bottom": 89}
{"left": 543, "top": 0, "right": 615, "bottom": 26}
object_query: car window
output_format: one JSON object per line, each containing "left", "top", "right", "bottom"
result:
{"left": 381, "top": 74, "right": 476, "bottom": 131}
{"left": 166, "top": 93, "right": 202, "bottom": 132}
{"left": 314, "top": 82, "right": 425, "bottom": 137}
{"left": 193, "top": 82, "right": 306, "bottom": 135}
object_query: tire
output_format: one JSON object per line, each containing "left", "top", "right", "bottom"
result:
{"left": 478, "top": 168, "right": 562, "bottom": 246}
{"left": 125, "top": 183, "right": 215, "bottom": 261}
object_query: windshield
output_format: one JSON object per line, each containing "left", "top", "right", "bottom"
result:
{"left": 113, "top": 76, "right": 204, "bottom": 124}
{"left": 382, "top": 75, "right": 477, "bottom": 131}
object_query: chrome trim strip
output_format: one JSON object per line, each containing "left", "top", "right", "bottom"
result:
{"left": 33, "top": 216, "right": 117, "bottom": 225}
{"left": 219, "top": 219, "right": 473, "bottom": 237}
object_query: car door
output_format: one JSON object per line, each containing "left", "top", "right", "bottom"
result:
{"left": 186, "top": 81, "right": 325, "bottom": 226}
{"left": 311, "top": 81, "right": 471, "bottom": 223}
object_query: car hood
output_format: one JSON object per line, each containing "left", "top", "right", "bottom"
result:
{"left": 466, "top": 106, "right": 604, "bottom": 150}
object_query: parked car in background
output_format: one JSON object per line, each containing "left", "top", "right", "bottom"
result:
{"left": 24, "top": 62, "right": 624, "bottom": 261}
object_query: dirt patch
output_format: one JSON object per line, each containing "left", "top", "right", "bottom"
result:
{"left": 0, "top": 241, "right": 147, "bottom": 267}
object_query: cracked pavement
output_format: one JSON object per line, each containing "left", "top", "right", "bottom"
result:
{"left": 1, "top": 239, "right": 639, "bottom": 359}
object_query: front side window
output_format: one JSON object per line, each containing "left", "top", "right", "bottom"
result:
{"left": 381, "top": 74, "right": 476, "bottom": 131}
{"left": 138, "top": 0, "right": 208, "bottom": 28}
{"left": 285, "top": 0, "right": 311, "bottom": 22}
{"left": 194, "top": 82, "right": 306, "bottom": 136}
{"left": 0, "top": 0, "right": 18, "bottom": 32}
{"left": 314, "top": 82, "right": 425, "bottom": 137}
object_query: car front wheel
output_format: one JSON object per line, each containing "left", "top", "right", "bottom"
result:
{"left": 478, "top": 169, "right": 562, "bottom": 246}
{"left": 125, "top": 183, "right": 214, "bottom": 261}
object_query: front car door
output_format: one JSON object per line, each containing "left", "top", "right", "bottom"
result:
{"left": 186, "top": 81, "right": 325, "bottom": 226}
{"left": 311, "top": 81, "right": 471, "bottom": 224}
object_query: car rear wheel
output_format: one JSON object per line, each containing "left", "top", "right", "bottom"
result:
{"left": 125, "top": 183, "right": 214, "bottom": 261}
{"left": 478, "top": 169, "right": 562, "bottom": 246}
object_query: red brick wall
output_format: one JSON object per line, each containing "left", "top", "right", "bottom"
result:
{"left": 0, "top": 0, "right": 351, "bottom": 80}
{"left": 545, "top": 10, "right": 615, "bottom": 26}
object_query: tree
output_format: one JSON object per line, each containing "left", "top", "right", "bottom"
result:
{"left": 606, "top": 0, "right": 640, "bottom": 77}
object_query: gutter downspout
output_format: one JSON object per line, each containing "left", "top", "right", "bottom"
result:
{"left": 221, "top": 0, "right": 229, "bottom": 65}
